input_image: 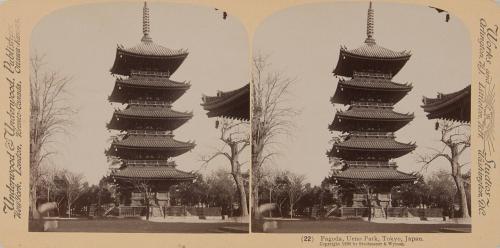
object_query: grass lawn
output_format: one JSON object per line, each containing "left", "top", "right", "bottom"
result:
{"left": 262, "top": 219, "right": 471, "bottom": 233}
{"left": 41, "top": 218, "right": 248, "bottom": 233}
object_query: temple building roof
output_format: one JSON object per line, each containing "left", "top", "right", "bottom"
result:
{"left": 112, "top": 165, "right": 195, "bottom": 181}
{"left": 201, "top": 83, "right": 250, "bottom": 120}
{"left": 421, "top": 85, "right": 471, "bottom": 122}
{"left": 331, "top": 167, "right": 416, "bottom": 182}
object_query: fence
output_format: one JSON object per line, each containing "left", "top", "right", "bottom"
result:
{"left": 339, "top": 207, "right": 443, "bottom": 218}
{"left": 115, "top": 206, "right": 222, "bottom": 218}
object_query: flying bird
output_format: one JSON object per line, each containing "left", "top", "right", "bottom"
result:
{"left": 429, "top": 6, "right": 450, "bottom": 22}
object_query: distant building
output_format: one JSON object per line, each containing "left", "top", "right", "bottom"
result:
{"left": 107, "top": 2, "right": 195, "bottom": 211}
{"left": 422, "top": 85, "right": 471, "bottom": 123}
{"left": 328, "top": 2, "right": 417, "bottom": 217}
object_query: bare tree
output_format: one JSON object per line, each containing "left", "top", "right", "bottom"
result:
{"left": 287, "top": 173, "right": 306, "bottom": 219}
{"left": 61, "top": 170, "right": 86, "bottom": 218}
{"left": 417, "top": 120, "right": 471, "bottom": 219}
{"left": 201, "top": 119, "right": 250, "bottom": 216}
{"left": 30, "top": 53, "right": 75, "bottom": 218}
{"left": 251, "top": 54, "right": 298, "bottom": 217}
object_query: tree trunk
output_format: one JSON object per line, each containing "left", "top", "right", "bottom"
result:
{"left": 251, "top": 139, "right": 264, "bottom": 219}
{"left": 30, "top": 185, "right": 38, "bottom": 219}
{"left": 230, "top": 143, "right": 249, "bottom": 216}
{"left": 232, "top": 173, "right": 249, "bottom": 216}
{"left": 67, "top": 198, "right": 71, "bottom": 218}
{"left": 452, "top": 166, "right": 470, "bottom": 219}
{"left": 451, "top": 147, "right": 470, "bottom": 219}
{"left": 145, "top": 195, "right": 150, "bottom": 221}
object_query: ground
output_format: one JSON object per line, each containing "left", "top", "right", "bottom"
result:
{"left": 257, "top": 219, "right": 471, "bottom": 233}
{"left": 37, "top": 218, "right": 248, "bottom": 233}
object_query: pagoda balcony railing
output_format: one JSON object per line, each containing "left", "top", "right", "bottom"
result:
{"left": 125, "top": 160, "right": 176, "bottom": 167}
{"left": 346, "top": 160, "right": 397, "bottom": 167}
{"left": 130, "top": 70, "right": 170, "bottom": 78}
{"left": 128, "top": 130, "right": 173, "bottom": 136}
{"left": 350, "top": 131, "right": 395, "bottom": 138}
{"left": 129, "top": 100, "right": 172, "bottom": 107}
{"left": 353, "top": 71, "right": 392, "bottom": 79}
{"left": 350, "top": 101, "right": 393, "bottom": 108}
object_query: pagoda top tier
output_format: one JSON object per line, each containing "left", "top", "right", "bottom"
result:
{"left": 110, "top": 2, "right": 188, "bottom": 76}
{"left": 333, "top": 2, "right": 411, "bottom": 77}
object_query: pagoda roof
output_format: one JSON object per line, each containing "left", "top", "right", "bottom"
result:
{"left": 113, "top": 133, "right": 195, "bottom": 150}
{"left": 112, "top": 165, "right": 195, "bottom": 181}
{"left": 337, "top": 75, "right": 412, "bottom": 91}
{"left": 108, "top": 104, "right": 192, "bottom": 131}
{"left": 118, "top": 41, "right": 188, "bottom": 58}
{"left": 115, "top": 104, "right": 193, "bottom": 119}
{"left": 109, "top": 78, "right": 190, "bottom": 104}
{"left": 331, "top": 107, "right": 413, "bottom": 132}
{"left": 334, "top": 136, "right": 416, "bottom": 151}
{"left": 332, "top": 3, "right": 411, "bottom": 77}
{"left": 331, "top": 167, "right": 416, "bottom": 182}
{"left": 331, "top": 73, "right": 413, "bottom": 105}
{"left": 336, "top": 106, "right": 414, "bottom": 120}
{"left": 341, "top": 44, "right": 411, "bottom": 60}
{"left": 201, "top": 83, "right": 250, "bottom": 120}
{"left": 421, "top": 85, "right": 471, "bottom": 122}
{"left": 117, "top": 73, "right": 190, "bottom": 89}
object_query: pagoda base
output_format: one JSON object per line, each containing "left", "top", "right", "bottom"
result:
{"left": 122, "top": 190, "right": 172, "bottom": 207}
{"left": 351, "top": 193, "right": 392, "bottom": 208}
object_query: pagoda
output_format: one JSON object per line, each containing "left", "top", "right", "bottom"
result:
{"left": 328, "top": 2, "right": 417, "bottom": 213}
{"left": 107, "top": 2, "right": 195, "bottom": 208}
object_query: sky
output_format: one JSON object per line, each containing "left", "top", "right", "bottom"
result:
{"left": 31, "top": 2, "right": 249, "bottom": 184}
{"left": 253, "top": 2, "right": 471, "bottom": 185}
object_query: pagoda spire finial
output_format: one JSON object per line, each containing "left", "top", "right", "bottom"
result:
{"left": 365, "top": 1, "right": 376, "bottom": 44}
{"left": 142, "top": 1, "right": 152, "bottom": 42}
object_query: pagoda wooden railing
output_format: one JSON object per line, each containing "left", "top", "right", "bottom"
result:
{"left": 131, "top": 70, "right": 170, "bottom": 78}
{"left": 125, "top": 160, "right": 176, "bottom": 167}
{"left": 346, "top": 161, "right": 397, "bottom": 167}
{"left": 350, "top": 101, "right": 393, "bottom": 108}
{"left": 353, "top": 71, "right": 392, "bottom": 79}
{"left": 350, "top": 131, "right": 395, "bottom": 138}
{"left": 128, "top": 130, "right": 173, "bottom": 136}
{"left": 129, "top": 100, "right": 172, "bottom": 107}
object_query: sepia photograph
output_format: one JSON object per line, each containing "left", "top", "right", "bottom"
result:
{"left": 29, "top": 1, "right": 250, "bottom": 233}
{"left": 251, "top": 2, "right": 471, "bottom": 233}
